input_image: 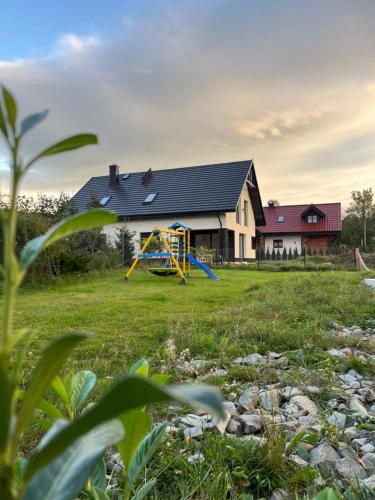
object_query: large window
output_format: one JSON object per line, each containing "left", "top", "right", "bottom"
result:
{"left": 273, "top": 239, "right": 283, "bottom": 249}
{"left": 236, "top": 203, "right": 241, "bottom": 224}
{"left": 239, "top": 234, "right": 246, "bottom": 259}
{"left": 243, "top": 200, "right": 249, "bottom": 226}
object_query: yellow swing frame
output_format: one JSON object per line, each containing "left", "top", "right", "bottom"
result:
{"left": 125, "top": 225, "right": 191, "bottom": 283}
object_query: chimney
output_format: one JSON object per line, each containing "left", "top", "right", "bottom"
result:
{"left": 268, "top": 201, "right": 275, "bottom": 208}
{"left": 109, "top": 164, "right": 119, "bottom": 186}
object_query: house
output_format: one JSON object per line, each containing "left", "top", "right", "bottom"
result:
{"left": 256, "top": 202, "right": 342, "bottom": 255}
{"left": 71, "top": 160, "right": 265, "bottom": 261}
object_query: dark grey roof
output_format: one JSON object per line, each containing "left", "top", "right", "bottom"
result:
{"left": 71, "top": 160, "right": 265, "bottom": 224}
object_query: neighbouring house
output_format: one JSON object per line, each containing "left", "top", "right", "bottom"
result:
{"left": 256, "top": 202, "right": 342, "bottom": 255}
{"left": 71, "top": 160, "right": 265, "bottom": 261}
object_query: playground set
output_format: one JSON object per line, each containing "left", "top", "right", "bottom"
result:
{"left": 125, "top": 222, "right": 219, "bottom": 284}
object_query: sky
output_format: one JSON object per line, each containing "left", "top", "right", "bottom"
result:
{"left": 1, "top": 0, "right": 375, "bottom": 210}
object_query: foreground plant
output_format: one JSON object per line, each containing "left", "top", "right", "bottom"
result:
{"left": 0, "top": 86, "right": 223, "bottom": 499}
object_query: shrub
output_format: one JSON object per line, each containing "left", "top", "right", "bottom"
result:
{"left": 282, "top": 247, "right": 287, "bottom": 260}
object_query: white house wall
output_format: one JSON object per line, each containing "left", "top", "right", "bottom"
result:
{"left": 103, "top": 214, "right": 221, "bottom": 252}
{"left": 264, "top": 235, "right": 302, "bottom": 255}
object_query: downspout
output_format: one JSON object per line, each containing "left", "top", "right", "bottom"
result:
{"left": 217, "top": 213, "right": 224, "bottom": 263}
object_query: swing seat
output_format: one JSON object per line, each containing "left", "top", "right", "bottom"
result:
{"left": 148, "top": 268, "right": 178, "bottom": 276}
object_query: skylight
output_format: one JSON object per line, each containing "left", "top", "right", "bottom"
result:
{"left": 99, "top": 196, "right": 111, "bottom": 206}
{"left": 143, "top": 193, "right": 158, "bottom": 204}
{"left": 277, "top": 215, "right": 285, "bottom": 223}
{"left": 122, "top": 173, "right": 130, "bottom": 180}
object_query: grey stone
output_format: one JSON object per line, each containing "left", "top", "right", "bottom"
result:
{"left": 290, "top": 454, "right": 309, "bottom": 467}
{"left": 180, "top": 414, "right": 205, "bottom": 428}
{"left": 363, "top": 453, "right": 375, "bottom": 472}
{"left": 241, "top": 353, "right": 266, "bottom": 365}
{"left": 344, "top": 426, "right": 362, "bottom": 440}
{"left": 188, "top": 452, "right": 205, "bottom": 464}
{"left": 222, "top": 401, "right": 237, "bottom": 416}
{"left": 306, "top": 386, "right": 321, "bottom": 394}
{"left": 226, "top": 418, "right": 243, "bottom": 435}
{"left": 289, "top": 395, "right": 319, "bottom": 416}
{"left": 260, "top": 389, "right": 280, "bottom": 411}
{"left": 239, "top": 414, "right": 262, "bottom": 433}
{"left": 337, "top": 441, "right": 356, "bottom": 459}
{"left": 209, "top": 368, "right": 228, "bottom": 377}
{"left": 359, "top": 474, "right": 375, "bottom": 488}
{"left": 270, "top": 489, "right": 289, "bottom": 500}
{"left": 283, "top": 403, "right": 300, "bottom": 416}
{"left": 362, "top": 443, "right": 375, "bottom": 454}
{"left": 190, "top": 359, "right": 208, "bottom": 370}
{"left": 238, "top": 386, "right": 259, "bottom": 411}
{"left": 216, "top": 410, "right": 231, "bottom": 435}
{"left": 335, "top": 456, "right": 367, "bottom": 481}
{"left": 184, "top": 426, "right": 203, "bottom": 438}
{"left": 328, "top": 348, "right": 347, "bottom": 357}
{"left": 327, "top": 411, "right": 347, "bottom": 429}
{"left": 348, "top": 397, "right": 368, "bottom": 416}
{"left": 309, "top": 443, "right": 340, "bottom": 471}
{"left": 281, "top": 386, "right": 303, "bottom": 400}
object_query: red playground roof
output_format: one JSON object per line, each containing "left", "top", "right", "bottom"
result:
{"left": 257, "top": 203, "right": 342, "bottom": 234}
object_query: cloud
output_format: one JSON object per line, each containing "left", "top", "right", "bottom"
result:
{"left": 1, "top": 0, "right": 375, "bottom": 210}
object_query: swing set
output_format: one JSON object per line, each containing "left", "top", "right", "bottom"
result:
{"left": 125, "top": 222, "right": 219, "bottom": 284}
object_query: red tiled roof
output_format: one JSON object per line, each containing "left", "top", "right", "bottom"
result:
{"left": 256, "top": 203, "right": 342, "bottom": 234}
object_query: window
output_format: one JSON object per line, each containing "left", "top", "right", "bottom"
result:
{"left": 143, "top": 193, "right": 158, "bottom": 204}
{"left": 239, "top": 234, "right": 246, "bottom": 259}
{"left": 273, "top": 239, "right": 283, "bottom": 249}
{"left": 236, "top": 203, "right": 241, "bottom": 224}
{"left": 99, "top": 196, "right": 111, "bottom": 206}
{"left": 122, "top": 173, "right": 130, "bottom": 180}
{"left": 243, "top": 200, "right": 249, "bottom": 226}
{"left": 307, "top": 215, "right": 318, "bottom": 223}
{"left": 251, "top": 236, "right": 256, "bottom": 250}
{"left": 277, "top": 215, "right": 285, "bottom": 223}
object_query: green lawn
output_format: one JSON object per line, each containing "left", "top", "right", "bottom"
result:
{"left": 8, "top": 268, "right": 374, "bottom": 383}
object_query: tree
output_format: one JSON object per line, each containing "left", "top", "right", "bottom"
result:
{"left": 282, "top": 247, "right": 287, "bottom": 260}
{"left": 115, "top": 226, "right": 135, "bottom": 265}
{"left": 288, "top": 247, "right": 293, "bottom": 260}
{"left": 347, "top": 188, "right": 374, "bottom": 246}
{"left": 267, "top": 199, "right": 280, "bottom": 206}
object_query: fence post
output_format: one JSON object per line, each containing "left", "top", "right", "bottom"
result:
{"left": 257, "top": 247, "right": 260, "bottom": 269}
{"left": 304, "top": 247, "right": 306, "bottom": 269}
{"left": 121, "top": 231, "right": 125, "bottom": 266}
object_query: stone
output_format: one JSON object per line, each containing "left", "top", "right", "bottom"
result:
{"left": 363, "top": 453, "right": 375, "bottom": 472}
{"left": 189, "top": 359, "right": 208, "bottom": 370}
{"left": 340, "top": 373, "right": 357, "bottom": 384}
{"left": 222, "top": 401, "right": 237, "bottom": 416}
{"left": 337, "top": 442, "right": 356, "bottom": 459}
{"left": 281, "top": 386, "right": 303, "bottom": 400}
{"left": 238, "top": 386, "right": 259, "bottom": 412}
{"left": 188, "top": 452, "right": 205, "bottom": 464}
{"left": 283, "top": 403, "right": 301, "bottom": 416}
{"left": 209, "top": 368, "right": 228, "bottom": 377}
{"left": 216, "top": 410, "right": 231, "bottom": 435}
{"left": 180, "top": 414, "right": 205, "bottom": 428}
{"left": 268, "top": 354, "right": 288, "bottom": 368}
{"left": 184, "top": 426, "right": 203, "bottom": 438}
{"left": 359, "top": 475, "right": 375, "bottom": 488}
{"left": 309, "top": 443, "right": 340, "bottom": 471}
{"left": 306, "top": 386, "right": 321, "bottom": 394}
{"left": 328, "top": 348, "right": 347, "bottom": 358}
{"left": 226, "top": 418, "right": 243, "bottom": 435}
{"left": 260, "top": 389, "right": 280, "bottom": 411}
{"left": 270, "top": 489, "right": 289, "bottom": 500}
{"left": 335, "top": 456, "right": 367, "bottom": 481}
{"left": 261, "top": 414, "right": 286, "bottom": 426}
{"left": 348, "top": 397, "right": 368, "bottom": 416}
{"left": 290, "top": 454, "right": 309, "bottom": 467}
{"left": 289, "top": 395, "right": 319, "bottom": 416}
{"left": 327, "top": 411, "right": 347, "bottom": 429}
{"left": 344, "top": 426, "right": 362, "bottom": 440}
{"left": 369, "top": 404, "right": 375, "bottom": 415}
{"left": 239, "top": 414, "right": 262, "bottom": 434}
{"left": 364, "top": 389, "right": 375, "bottom": 403}
{"left": 240, "top": 353, "right": 266, "bottom": 365}
{"left": 361, "top": 443, "right": 375, "bottom": 454}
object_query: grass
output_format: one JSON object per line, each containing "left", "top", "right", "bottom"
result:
{"left": 1, "top": 267, "right": 374, "bottom": 497}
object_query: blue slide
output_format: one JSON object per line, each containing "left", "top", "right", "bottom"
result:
{"left": 186, "top": 253, "right": 220, "bottom": 280}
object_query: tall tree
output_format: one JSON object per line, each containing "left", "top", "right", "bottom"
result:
{"left": 347, "top": 189, "right": 374, "bottom": 246}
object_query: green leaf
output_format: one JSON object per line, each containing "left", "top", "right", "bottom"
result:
{"left": 151, "top": 374, "right": 170, "bottom": 385}
{"left": 0, "top": 362, "right": 13, "bottom": 453}
{"left": 131, "top": 478, "right": 156, "bottom": 500}
{"left": 24, "top": 377, "right": 223, "bottom": 480}
{"left": 129, "top": 358, "right": 149, "bottom": 377}
{"left": 89, "top": 487, "right": 110, "bottom": 500}
{"left": 0, "top": 101, "right": 8, "bottom": 138}
{"left": 52, "top": 376, "right": 70, "bottom": 409}
{"left": 15, "top": 333, "right": 87, "bottom": 441}
{"left": 69, "top": 370, "right": 96, "bottom": 413}
{"left": 20, "top": 210, "right": 117, "bottom": 270}
{"left": 312, "top": 488, "right": 339, "bottom": 500}
{"left": 117, "top": 410, "right": 151, "bottom": 471}
{"left": 22, "top": 419, "right": 124, "bottom": 500}
{"left": 90, "top": 458, "right": 106, "bottom": 490}
{"left": 128, "top": 423, "right": 166, "bottom": 489}
{"left": 2, "top": 86, "right": 17, "bottom": 132}
{"left": 25, "top": 133, "right": 97, "bottom": 170}
{"left": 16, "top": 390, "right": 64, "bottom": 420}
{"left": 20, "top": 110, "right": 48, "bottom": 136}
